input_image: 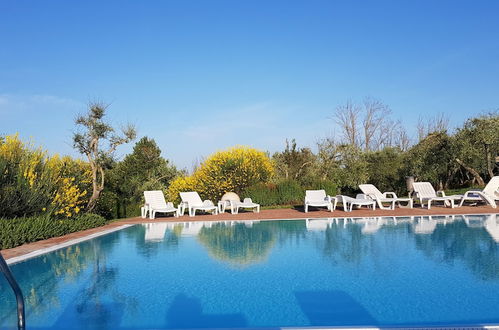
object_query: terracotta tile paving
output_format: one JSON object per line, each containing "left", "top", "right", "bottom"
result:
{"left": 2, "top": 205, "right": 497, "bottom": 260}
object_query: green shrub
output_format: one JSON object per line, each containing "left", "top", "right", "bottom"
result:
{"left": 243, "top": 179, "right": 305, "bottom": 206}
{"left": 0, "top": 213, "right": 108, "bottom": 249}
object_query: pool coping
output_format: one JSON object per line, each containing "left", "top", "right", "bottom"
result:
{"left": 5, "top": 224, "right": 132, "bottom": 265}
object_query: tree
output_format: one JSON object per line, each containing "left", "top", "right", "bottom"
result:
{"left": 457, "top": 112, "right": 499, "bottom": 180}
{"left": 405, "top": 132, "right": 456, "bottom": 189}
{"left": 73, "top": 102, "right": 136, "bottom": 212}
{"left": 314, "top": 138, "right": 368, "bottom": 192}
{"left": 416, "top": 113, "right": 450, "bottom": 141}
{"left": 272, "top": 139, "right": 316, "bottom": 184}
{"left": 365, "top": 147, "right": 406, "bottom": 195}
{"left": 333, "top": 98, "right": 408, "bottom": 152}
{"left": 108, "top": 137, "right": 180, "bottom": 218}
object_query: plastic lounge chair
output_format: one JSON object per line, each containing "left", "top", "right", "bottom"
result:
{"left": 304, "top": 190, "right": 336, "bottom": 212}
{"left": 359, "top": 184, "right": 413, "bottom": 210}
{"left": 229, "top": 197, "right": 260, "bottom": 215}
{"left": 179, "top": 191, "right": 218, "bottom": 217}
{"left": 217, "top": 192, "right": 260, "bottom": 214}
{"left": 412, "top": 182, "right": 462, "bottom": 209}
{"left": 338, "top": 194, "right": 376, "bottom": 212}
{"left": 143, "top": 190, "right": 179, "bottom": 219}
{"left": 459, "top": 176, "right": 499, "bottom": 208}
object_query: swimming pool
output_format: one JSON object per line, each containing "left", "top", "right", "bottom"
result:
{"left": 1, "top": 214, "right": 499, "bottom": 329}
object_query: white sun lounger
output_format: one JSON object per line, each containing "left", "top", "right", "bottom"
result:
{"left": 304, "top": 190, "right": 336, "bottom": 212}
{"left": 359, "top": 184, "right": 413, "bottom": 210}
{"left": 179, "top": 191, "right": 218, "bottom": 217}
{"left": 338, "top": 195, "right": 376, "bottom": 212}
{"left": 143, "top": 190, "right": 179, "bottom": 219}
{"left": 459, "top": 176, "right": 499, "bottom": 208}
{"left": 229, "top": 197, "right": 260, "bottom": 214}
{"left": 217, "top": 193, "right": 260, "bottom": 214}
{"left": 412, "top": 182, "right": 462, "bottom": 209}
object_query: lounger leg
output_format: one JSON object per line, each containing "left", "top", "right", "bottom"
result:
{"left": 450, "top": 200, "right": 455, "bottom": 208}
{"left": 150, "top": 210, "right": 155, "bottom": 220}
{"left": 305, "top": 204, "right": 308, "bottom": 213}
{"left": 428, "top": 201, "right": 431, "bottom": 210}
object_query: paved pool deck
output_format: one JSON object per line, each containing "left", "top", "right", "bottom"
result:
{"left": 2, "top": 205, "right": 497, "bottom": 260}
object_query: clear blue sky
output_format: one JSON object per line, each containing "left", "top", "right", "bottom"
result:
{"left": 1, "top": 0, "right": 498, "bottom": 169}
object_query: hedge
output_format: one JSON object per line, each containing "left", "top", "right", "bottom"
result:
{"left": 0, "top": 213, "right": 108, "bottom": 250}
{"left": 243, "top": 179, "right": 339, "bottom": 207}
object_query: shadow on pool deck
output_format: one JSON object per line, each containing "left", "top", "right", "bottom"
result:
{"left": 165, "top": 293, "right": 247, "bottom": 328}
{"left": 295, "top": 290, "right": 378, "bottom": 326}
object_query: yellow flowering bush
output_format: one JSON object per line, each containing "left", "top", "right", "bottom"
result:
{"left": 166, "top": 176, "right": 197, "bottom": 204}
{"left": 47, "top": 156, "right": 91, "bottom": 217}
{"left": 0, "top": 134, "right": 91, "bottom": 218}
{"left": 167, "top": 146, "right": 274, "bottom": 203}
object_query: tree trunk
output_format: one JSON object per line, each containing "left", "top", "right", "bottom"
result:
{"left": 86, "top": 189, "right": 101, "bottom": 212}
{"left": 455, "top": 158, "right": 485, "bottom": 186}
{"left": 86, "top": 164, "right": 104, "bottom": 212}
{"left": 485, "top": 144, "right": 494, "bottom": 179}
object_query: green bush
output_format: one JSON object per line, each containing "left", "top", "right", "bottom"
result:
{"left": 0, "top": 213, "right": 108, "bottom": 249}
{"left": 243, "top": 179, "right": 328, "bottom": 206}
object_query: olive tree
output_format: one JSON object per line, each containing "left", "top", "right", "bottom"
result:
{"left": 73, "top": 102, "right": 136, "bottom": 211}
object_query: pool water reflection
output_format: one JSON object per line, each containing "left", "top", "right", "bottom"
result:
{"left": 1, "top": 214, "right": 499, "bottom": 329}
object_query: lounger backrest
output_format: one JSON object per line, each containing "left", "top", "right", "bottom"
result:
{"left": 305, "top": 190, "right": 327, "bottom": 202}
{"left": 359, "top": 184, "right": 383, "bottom": 199}
{"left": 180, "top": 191, "right": 203, "bottom": 205}
{"left": 144, "top": 190, "right": 168, "bottom": 209}
{"left": 483, "top": 176, "right": 499, "bottom": 199}
{"left": 412, "top": 182, "right": 437, "bottom": 198}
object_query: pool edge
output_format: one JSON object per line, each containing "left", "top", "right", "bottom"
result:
{"left": 5, "top": 224, "right": 133, "bottom": 265}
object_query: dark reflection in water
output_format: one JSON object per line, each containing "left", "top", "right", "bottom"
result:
{"left": 197, "top": 221, "right": 276, "bottom": 267}
{"left": 413, "top": 215, "right": 499, "bottom": 280}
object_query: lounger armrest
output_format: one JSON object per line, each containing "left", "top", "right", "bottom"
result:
{"left": 463, "top": 190, "right": 482, "bottom": 198}
{"left": 383, "top": 192, "right": 397, "bottom": 198}
{"left": 437, "top": 190, "right": 446, "bottom": 197}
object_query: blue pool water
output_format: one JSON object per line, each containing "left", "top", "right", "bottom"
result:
{"left": 2, "top": 214, "right": 499, "bottom": 329}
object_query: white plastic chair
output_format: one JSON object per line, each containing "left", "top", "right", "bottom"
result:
{"left": 179, "top": 191, "right": 218, "bottom": 217}
{"left": 338, "top": 195, "right": 376, "bottom": 212}
{"left": 229, "top": 197, "right": 260, "bottom": 214}
{"left": 459, "top": 176, "right": 499, "bottom": 208}
{"left": 359, "top": 184, "right": 413, "bottom": 210}
{"left": 143, "top": 190, "right": 179, "bottom": 219}
{"left": 412, "top": 182, "right": 462, "bottom": 209}
{"left": 304, "top": 190, "right": 336, "bottom": 212}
